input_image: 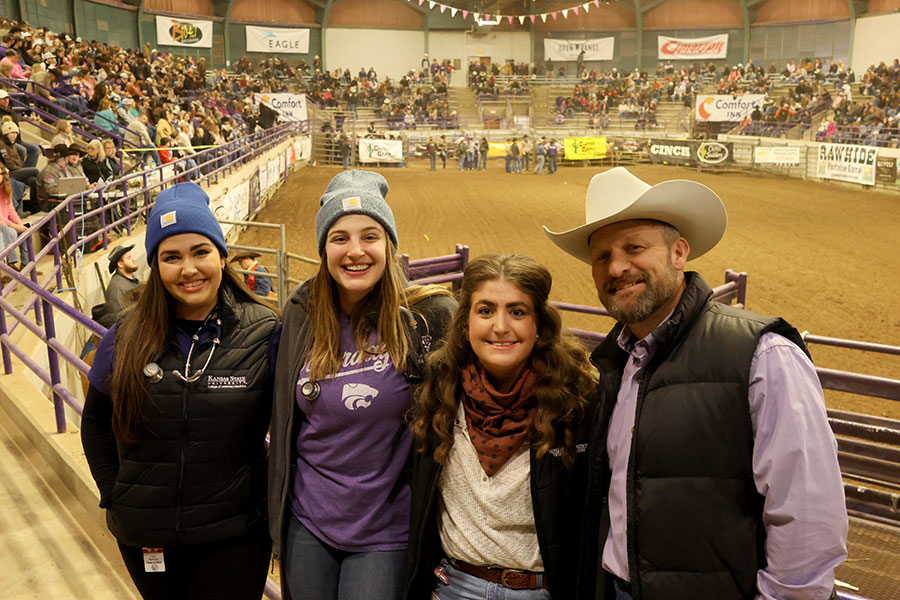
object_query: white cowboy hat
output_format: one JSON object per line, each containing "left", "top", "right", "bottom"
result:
{"left": 542, "top": 167, "right": 727, "bottom": 264}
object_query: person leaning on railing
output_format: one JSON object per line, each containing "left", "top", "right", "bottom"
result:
{"left": 81, "top": 182, "right": 279, "bottom": 600}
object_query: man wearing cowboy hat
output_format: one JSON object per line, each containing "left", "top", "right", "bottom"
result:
{"left": 230, "top": 250, "right": 272, "bottom": 297}
{"left": 543, "top": 167, "right": 847, "bottom": 600}
{"left": 92, "top": 244, "right": 141, "bottom": 328}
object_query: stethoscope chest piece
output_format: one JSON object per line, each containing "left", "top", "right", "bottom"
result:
{"left": 143, "top": 362, "right": 163, "bottom": 384}
{"left": 300, "top": 380, "right": 321, "bottom": 401}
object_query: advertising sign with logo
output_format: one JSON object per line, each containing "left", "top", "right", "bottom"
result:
{"left": 563, "top": 136, "right": 608, "bottom": 160}
{"left": 543, "top": 37, "right": 615, "bottom": 62}
{"left": 246, "top": 26, "right": 310, "bottom": 54}
{"left": 612, "top": 138, "right": 649, "bottom": 153}
{"left": 358, "top": 138, "right": 404, "bottom": 163}
{"left": 754, "top": 146, "right": 802, "bottom": 165}
{"left": 658, "top": 34, "right": 728, "bottom": 60}
{"left": 648, "top": 139, "right": 694, "bottom": 166}
{"left": 249, "top": 170, "right": 260, "bottom": 215}
{"left": 254, "top": 93, "right": 308, "bottom": 122}
{"left": 816, "top": 143, "right": 877, "bottom": 186}
{"left": 155, "top": 16, "right": 213, "bottom": 48}
{"left": 695, "top": 94, "right": 765, "bottom": 122}
{"left": 694, "top": 141, "right": 733, "bottom": 165}
{"left": 875, "top": 156, "right": 897, "bottom": 183}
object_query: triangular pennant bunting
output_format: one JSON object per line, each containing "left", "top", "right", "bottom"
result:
{"left": 562, "top": 9, "right": 568, "bottom": 18}
{"left": 440, "top": 4, "right": 445, "bottom": 13}
{"left": 518, "top": 15, "right": 525, "bottom": 24}
{"left": 573, "top": 7, "right": 579, "bottom": 15}
{"left": 540, "top": 13, "right": 547, "bottom": 22}
{"left": 507, "top": 15, "right": 513, "bottom": 24}
{"left": 462, "top": 10, "right": 468, "bottom": 19}
{"left": 583, "top": 2, "right": 590, "bottom": 13}
{"left": 594, "top": 0, "right": 600, "bottom": 6}
{"left": 552, "top": 11, "right": 558, "bottom": 20}
{"left": 450, "top": 7, "right": 457, "bottom": 16}
{"left": 529, "top": 15, "right": 536, "bottom": 23}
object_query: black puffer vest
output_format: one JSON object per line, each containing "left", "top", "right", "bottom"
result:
{"left": 579, "top": 272, "right": 808, "bottom": 600}
{"left": 107, "top": 289, "right": 278, "bottom": 547}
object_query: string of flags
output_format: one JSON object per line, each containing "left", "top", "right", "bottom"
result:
{"left": 407, "top": 0, "right": 608, "bottom": 24}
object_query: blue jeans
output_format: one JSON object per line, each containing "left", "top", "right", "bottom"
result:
{"left": 284, "top": 515, "right": 405, "bottom": 600}
{"left": 429, "top": 154, "right": 436, "bottom": 170}
{"left": 534, "top": 155, "right": 545, "bottom": 174}
{"left": 1, "top": 225, "right": 29, "bottom": 264}
{"left": 434, "top": 563, "right": 551, "bottom": 600}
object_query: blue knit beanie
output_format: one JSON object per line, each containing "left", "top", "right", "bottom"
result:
{"left": 145, "top": 182, "right": 228, "bottom": 261}
{"left": 316, "top": 170, "right": 398, "bottom": 254}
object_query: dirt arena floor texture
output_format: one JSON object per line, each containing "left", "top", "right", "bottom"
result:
{"left": 239, "top": 162, "right": 900, "bottom": 420}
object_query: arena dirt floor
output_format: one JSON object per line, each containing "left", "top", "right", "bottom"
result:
{"left": 239, "top": 161, "right": 900, "bottom": 420}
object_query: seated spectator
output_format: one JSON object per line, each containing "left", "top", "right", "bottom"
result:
{"left": 101, "top": 139, "right": 121, "bottom": 181}
{"left": 36, "top": 143, "right": 87, "bottom": 212}
{"left": 0, "top": 117, "right": 38, "bottom": 212}
{"left": 51, "top": 119, "right": 74, "bottom": 147}
{"left": 81, "top": 139, "right": 113, "bottom": 184}
{"left": 93, "top": 97, "right": 119, "bottom": 135}
{"left": 0, "top": 165, "right": 28, "bottom": 275}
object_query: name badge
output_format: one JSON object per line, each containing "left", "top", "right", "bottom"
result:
{"left": 142, "top": 547, "right": 165, "bottom": 572}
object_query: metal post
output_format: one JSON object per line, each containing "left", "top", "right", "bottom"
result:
{"left": 50, "top": 216, "right": 63, "bottom": 290}
{"left": 277, "top": 224, "right": 287, "bottom": 304}
{"left": 98, "top": 188, "right": 108, "bottom": 250}
{"left": 41, "top": 297, "right": 67, "bottom": 434}
{"left": 0, "top": 288, "right": 10, "bottom": 374}
{"left": 26, "top": 236, "right": 42, "bottom": 326}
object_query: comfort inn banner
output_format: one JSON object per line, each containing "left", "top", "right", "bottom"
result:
{"left": 544, "top": 37, "right": 615, "bottom": 62}
{"left": 563, "top": 137, "right": 607, "bottom": 160}
{"left": 246, "top": 26, "right": 310, "bottom": 54}
{"left": 155, "top": 16, "right": 213, "bottom": 48}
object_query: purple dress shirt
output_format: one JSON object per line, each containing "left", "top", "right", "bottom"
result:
{"left": 603, "top": 320, "right": 848, "bottom": 600}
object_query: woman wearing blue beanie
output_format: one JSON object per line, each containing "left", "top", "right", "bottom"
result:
{"left": 268, "top": 170, "right": 456, "bottom": 600}
{"left": 81, "top": 182, "right": 280, "bottom": 600}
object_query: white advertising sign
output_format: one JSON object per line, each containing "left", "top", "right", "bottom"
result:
{"left": 358, "top": 138, "right": 404, "bottom": 163}
{"left": 658, "top": 34, "right": 728, "bottom": 60}
{"left": 543, "top": 37, "right": 615, "bottom": 62}
{"left": 266, "top": 158, "right": 280, "bottom": 193}
{"left": 695, "top": 94, "right": 765, "bottom": 122}
{"left": 817, "top": 144, "right": 877, "bottom": 186}
{"left": 155, "top": 16, "right": 213, "bottom": 49}
{"left": 254, "top": 93, "right": 308, "bottom": 122}
{"left": 754, "top": 146, "right": 802, "bottom": 165}
{"left": 246, "top": 26, "right": 310, "bottom": 54}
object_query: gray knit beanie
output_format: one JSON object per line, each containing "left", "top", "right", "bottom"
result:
{"left": 316, "top": 170, "right": 398, "bottom": 254}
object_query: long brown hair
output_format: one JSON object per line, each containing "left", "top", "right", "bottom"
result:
{"left": 305, "top": 240, "right": 450, "bottom": 381}
{"left": 109, "top": 253, "right": 272, "bottom": 441}
{"left": 410, "top": 254, "right": 595, "bottom": 467}
{"left": 0, "top": 166, "right": 12, "bottom": 200}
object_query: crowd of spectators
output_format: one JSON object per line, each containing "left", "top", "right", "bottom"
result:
{"left": 298, "top": 54, "right": 458, "bottom": 130}
{"left": 0, "top": 16, "right": 294, "bottom": 226}
{"left": 468, "top": 60, "right": 532, "bottom": 98}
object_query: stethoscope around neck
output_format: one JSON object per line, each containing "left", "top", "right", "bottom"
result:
{"left": 143, "top": 312, "right": 222, "bottom": 384}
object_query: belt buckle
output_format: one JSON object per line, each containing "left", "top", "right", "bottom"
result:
{"left": 500, "top": 568, "right": 525, "bottom": 589}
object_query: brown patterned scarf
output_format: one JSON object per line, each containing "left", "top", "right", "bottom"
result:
{"left": 461, "top": 361, "right": 537, "bottom": 476}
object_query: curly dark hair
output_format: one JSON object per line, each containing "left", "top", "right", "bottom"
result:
{"left": 409, "top": 254, "right": 595, "bottom": 467}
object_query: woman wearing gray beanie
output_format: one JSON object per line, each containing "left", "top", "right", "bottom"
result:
{"left": 81, "top": 182, "right": 279, "bottom": 600}
{"left": 268, "top": 170, "right": 457, "bottom": 600}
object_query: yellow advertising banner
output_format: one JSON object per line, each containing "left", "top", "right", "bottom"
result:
{"left": 564, "top": 136, "right": 608, "bottom": 160}
{"left": 487, "top": 142, "right": 508, "bottom": 157}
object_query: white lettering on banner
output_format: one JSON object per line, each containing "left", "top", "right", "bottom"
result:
{"left": 650, "top": 144, "right": 690, "bottom": 157}
{"left": 543, "top": 37, "right": 615, "bottom": 61}
{"left": 253, "top": 93, "right": 308, "bottom": 122}
{"left": 816, "top": 143, "right": 878, "bottom": 186}
{"left": 658, "top": 34, "right": 728, "bottom": 60}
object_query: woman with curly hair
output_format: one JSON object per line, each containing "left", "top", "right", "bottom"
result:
{"left": 405, "top": 254, "right": 596, "bottom": 600}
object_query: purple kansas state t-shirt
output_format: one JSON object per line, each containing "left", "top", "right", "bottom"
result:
{"left": 291, "top": 316, "right": 413, "bottom": 551}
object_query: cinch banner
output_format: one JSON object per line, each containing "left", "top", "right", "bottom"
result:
{"left": 695, "top": 94, "right": 765, "bottom": 122}
{"left": 254, "top": 93, "right": 308, "bottom": 122}
{"left": 543, "top": 37, "right": 615, "bottom": 62}
{"left": 754, "top": 146, "right": 802, "bottom": 165}
{"left": 155, "top": 16, "right": 213, "bottom": 48}
{"left": 246, "top": 26, "right": 310, "bottom": 54}
{"left": 648, "top": 139, "right": 694, "bottom": 166}
{"left": 563, "top": 136, "right": 607, "bottom": 160}
{"left": 359, "top": 138, "right": 404, "bottom": 163}
{"left": 816, "top": 143, "right": 877, "bottom": 186}
{"left": 658, "top": 34, "right": 728, "bottom": 60}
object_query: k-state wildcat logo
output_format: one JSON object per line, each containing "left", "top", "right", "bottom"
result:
{"left": 342, "top": 383, "right": 378, "bottom": 410}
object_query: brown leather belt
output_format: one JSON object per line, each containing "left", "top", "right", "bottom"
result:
{"left": 454, "top": 560, "right": 548, "bottom": 590}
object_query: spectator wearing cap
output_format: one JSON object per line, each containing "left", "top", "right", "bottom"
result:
{"left": 230, "top": 250, "right": 272, "bottom": 297}
{"left": 97, "top": 243, "right": 141, "bottom": 325}
{"left": 0, "top": 116, "right": 39, "bottom": 210}
{"left": 81, "top": 182, "right": 279, "bottom": 600}
{"left": 268, "top": 169, "right": 457, "bottom": 600}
